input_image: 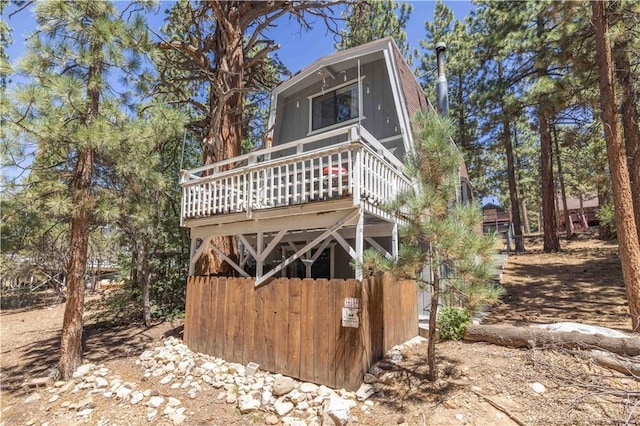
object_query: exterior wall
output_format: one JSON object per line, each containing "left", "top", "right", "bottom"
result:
{"left": 273, "top": 58, "right": 403, "bottom": 160}
{"left": 183, "top": 275, "right": 418, "bottom": 391}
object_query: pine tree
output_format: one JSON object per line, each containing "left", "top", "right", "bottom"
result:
{"left": 592, "top": 0, "right": 640, "bottom": 331}
{"left": 336, "top": 0, "right": 412, "bottom": 59}
{"left": 5, "top": 1, "right": 156, "bottom": 378}
{"left": 368, "top": 111, "right": 503, "bottom": 380}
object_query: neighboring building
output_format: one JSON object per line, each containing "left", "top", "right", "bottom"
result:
{"left": 179, "top": 37, "right": 472, "bottom": 284}
{"left": 482, "top": 203, "right": 511, "bottom": 234}
{"left": 556, "top": 194, "right": 600, "bottom": 229}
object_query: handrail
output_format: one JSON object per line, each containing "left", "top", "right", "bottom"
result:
{"left": 180, "top": 141, "right": 357, "bottom": 186}
{"left": 182, "top": 126, "right": 356, "bottom": 180}
{"left": 181, "top": 125, "right": 407, "bottom": 184}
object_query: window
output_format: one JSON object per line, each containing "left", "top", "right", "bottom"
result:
{"left": 311, "top": 83, "right": 359, "bottom": 131}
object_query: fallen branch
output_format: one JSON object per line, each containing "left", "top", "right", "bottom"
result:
{"left": 589, "top": 353, "right": 640, "bottom": 378}
{"left": 464, "top": 324, "right": 640, "bottom": 357}
{"left": 472, "top": 391, "right": 530, "bottom": 426}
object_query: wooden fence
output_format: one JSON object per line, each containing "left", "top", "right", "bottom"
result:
{"left": 183, "top": 275, "right": 418, "bottom": 390}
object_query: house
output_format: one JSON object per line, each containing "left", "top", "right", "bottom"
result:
{"left": 482, "top": 202, "right": 512, "bottom": 234}
{"left": 556, "top": 194, "right": 600, "bottom": 229}
{"left": 180, "top": 37, "right": 472, "bottom": 285}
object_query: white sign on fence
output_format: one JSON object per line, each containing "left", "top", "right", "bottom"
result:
{"left": 344, "top": 297, "right": 359, "bottom": 309}
{"left": 342, "top": 307, "right": 359, "bottom": 328}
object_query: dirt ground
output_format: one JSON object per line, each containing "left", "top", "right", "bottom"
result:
{"left": 1, "top": 235, "right": 639, "bottom": 425}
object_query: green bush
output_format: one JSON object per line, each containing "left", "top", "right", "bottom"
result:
{"left": 597, "top": 201, "right": 617, "bottom": 239}
{"left": 438, "top": 306, "right": 471, "bottom": 340}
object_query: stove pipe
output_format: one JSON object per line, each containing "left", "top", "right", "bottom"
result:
{"left": 435, "top": 42, "right": 449, "bottom": 117}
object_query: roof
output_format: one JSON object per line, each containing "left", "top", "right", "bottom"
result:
{"left": 556, "top": 194, "right": 599, "bottom": 211}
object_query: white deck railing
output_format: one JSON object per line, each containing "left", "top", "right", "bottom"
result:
{"left": 180, "top": 126, "right": 412, "bottom": 224}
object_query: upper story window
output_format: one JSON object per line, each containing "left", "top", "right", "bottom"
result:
{"left": 311, "top": 83, "right": 359, "bottom": 131}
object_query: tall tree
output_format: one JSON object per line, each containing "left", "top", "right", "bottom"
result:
{"left": 155, "top": 0, "right": 346, "bottom": 274}
{"left": 367, "top": 111, "right": 503, "bottom": 380}
{"left": 592, "top": 0, "right": 640, "bottom": 331}
{"left": 6, "top": 1, "right": 154, "bottom": 378}
{"left": 335, "top": 0, "right": 412, "bottom": 58}
{"left": 611, "top": 2, "right": 640, "bottom": 243}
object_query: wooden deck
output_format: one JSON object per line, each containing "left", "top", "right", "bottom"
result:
{"left": 180, "top": 125, "right": 411, "bottom": 228}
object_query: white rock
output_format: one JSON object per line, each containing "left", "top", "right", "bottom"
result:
{"left": 326, "top": 396, "right": 351, "bottom": 426}
{"left": 297, "top": 401, "right": 310, "bottom": 410}
{"left": 176, "top": 407, "right": 187, "bottom": 415}
{"left": 289, "top": 389, "right": 306, "bottom": 404}
{"left": 48, "top": 394, "right": 59, "bottom": 403}
{"left": 273, "top": 376, "right": 295, "bottom": 396}
{"left": 262, "top": 390, "right": 273, "bottom": 405}
{"left": 103, "top": 391, "right": 113, "bottom": 398}
{"left": 160, "top": 374, "right": 174, "bottom": 385}
{"left": 94, "top": 377, "right": 108, "bottom": 388}
{"left": 318, "top": 385, "right": 333, "bottom": 397}
{"left": 170, "top": 413, "right": 186, "bottom": 425}
{"left": 73, "top": 364, "right": 94, "bottom": 379}
{"left": 77, "top": 408, "right": 94, "bottom": 417}
{"left": 201, "top": 361, "right": 216, "bottom": 371}
{"left": 147, "top": 409, "right": 158, "bottom": 421}
{"left": 300, "top": 383, "right": 319, "bottom": 394}
{"left": 167, "top": 397, "right": 182, "bottom": 407}
{"left": 355, "top": 383, "right": 375, "bottom": 401}
{"left": 238, "top": 394, "right": 261, "bottom": 414}
{"left": 148, "top": 396, "right": 165, "bottom": 408}
{"left": 130, "top": 391, "right": 144, "bottom": 405}
{"left": 274, "top": 400, "right": 294, "bottom": 416}
{"left": 530, "top": 382, "right": 546, "bottom": 394}
{"left": 455, "top": 413, "right": 465, "bottom": 422}
{"left": 116, "top": 386, "right": 132, "bottom": 400}
{"left": 225, "top": 394, "right": 237, "bottom": 404}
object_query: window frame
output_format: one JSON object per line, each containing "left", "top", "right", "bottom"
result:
{"left": 307, "top": 77, "right": 364, "bottom": 135}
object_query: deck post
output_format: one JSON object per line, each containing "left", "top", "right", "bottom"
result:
{"left": 392, "top": 221, "right": 399, "bottom": 260}
{"left": 256, "top": 232, "right": 264, "bottom": 280}
{"left": 188, "top": 237, "right": 198, "bottom": 276}
{"left": 355, "top": 209, "right": 364, "bottom": 280}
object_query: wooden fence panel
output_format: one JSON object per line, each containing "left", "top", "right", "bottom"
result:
{"left": 287, "top": 278, "right": 302, "bottom": 379}
{"left": 274, "top": 278, "right": 290, "bottom": 373}
{"left": 299, "top": 278, "right": 315, "bottom": 383}
{"left": 312, "top": 279, "right": 331, "bottom": 387}
{"left": 214, "top": 278, "right": 227, "bottom": 358}
{"left": 241, "top": 278, "right": 256, "bottom": 365}
{"left": 183, "top": 274, "right": 417, "bottom": 391}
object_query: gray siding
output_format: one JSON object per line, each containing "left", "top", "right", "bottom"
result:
{"left": 273, "top": 58, "right": 404, "bottom": 161}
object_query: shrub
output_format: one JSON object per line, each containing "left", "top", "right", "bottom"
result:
{"left": 438, "top": 306, "right": 471, "bottom": 340}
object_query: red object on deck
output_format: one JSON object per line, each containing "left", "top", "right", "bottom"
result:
{"left": 322, "top": 166, "right": 347, "bottom": 175}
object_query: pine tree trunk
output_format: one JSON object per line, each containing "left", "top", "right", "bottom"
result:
{"left": 503, "top": 120, "right": 524, "bottom": 252}
{"left": 59, "top": 148, "right": 93, "bottom": 379}
{"left": 198, "top": 7, "right": 244, "bottom": 275}
{"left": 521, "top": 199, "right": 531, "bottom": 235}
{"left": 613, "top": 39, "right": 640, "bottom": 244}
{"left": 539, "top": 109, "right": 560, "bottom": 252}
{"left": 592, "top": 0, "right": 640, "bottom": 331}
{"left": 428, "top": 268, "right": 440, "bottom": 381}
{"left": 141, "top": 239, "right": 151, "bottom": 328}
{"left": 553, "top": 124, "right": 572, "bottom": 239}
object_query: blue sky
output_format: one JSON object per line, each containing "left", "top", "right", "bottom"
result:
{"left": 4, "top": 1, "right": 475, "bottom": 76}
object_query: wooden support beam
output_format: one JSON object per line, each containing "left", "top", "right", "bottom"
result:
{"left": 255, "top": 209, "right": 360, "bottom": 286}
{"left": 256, "top": 232, "right": 264, "bottom": 279}
{"left": 210, "top": 244, "right": 250, "bottom": 278}
{"left": 365, "top": 237, "right": 393, "bottom": 260}
{"left": 238, "top": 234, "right": 258, "bottom": 261}
{"left": 355, "top": 209, "right": 364, "bottom": 280}
{"left": 259, "top": 230, "right": 287, "bottom": 262}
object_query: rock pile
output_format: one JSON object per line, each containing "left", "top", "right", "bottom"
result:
{"left": 136, "top": 336, "right": 381, "bottom": 425}
{"left": 22, "top": 336, "right": 424, "bottom": 425}
{"left": 22, "top": 360, "right": 189, "bottom": 425}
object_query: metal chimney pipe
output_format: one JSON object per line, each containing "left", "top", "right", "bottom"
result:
{"left": 435, "top": 41, "right": 449, "bottom": 117}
